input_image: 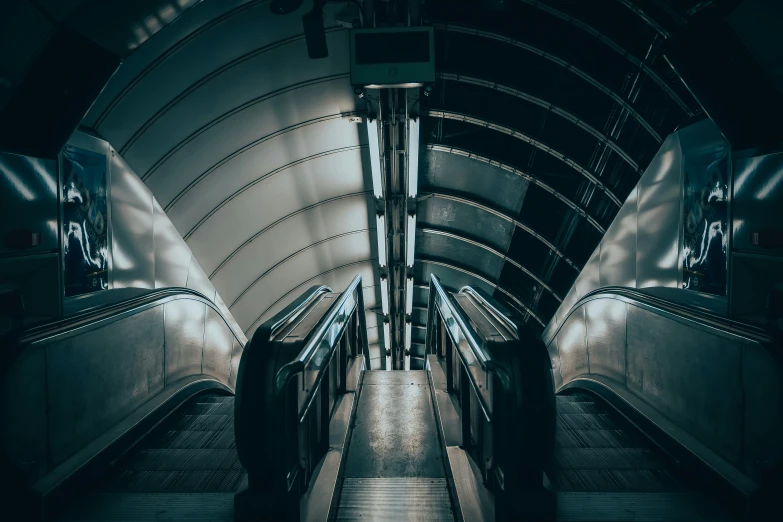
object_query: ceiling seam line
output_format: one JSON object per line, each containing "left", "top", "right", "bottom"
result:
{"left": 163, "top": 112, "right": 352, "bottom": 210}
{"left": 433, "top": 23, "right": 663, "bottom": 141}
{"left": 417, "top": 257, "right": 545, "bottom": 326}
{"left": 510, "top": 1, "right": 691, "bottom": 113}
{"left": 119, "top": 27, "right": 349, "bottom": 155}
{"left": 148, "top": 77, "right": 353, "bottom": 184}
{"left": 422, "top": 191, "right": 581, "bottom": 271}
{"left": 437, "top": 72, "right": 640, "bottom": 170}
{"left": 228, "top": 229, "right": 371, "bottom": 309}
{"left": 423, "top": 110, "right": 622, "bottom": 206}
{"left": 425, "top": 143, "right": 605, "bottom": 233}
{"left": 184, "top": 145, "right": 367, "bottom": 240}
{"left": 419, "top": 227, "right": 563, "bottom": 302}
{"left": 246, "top": 259, "right": 378, "bottom": 334}
{"left": 208, "top": 190, "right": 372, "bottom": 278}
{"left": 93, "top": 0, "right": 269, "bottom": 128}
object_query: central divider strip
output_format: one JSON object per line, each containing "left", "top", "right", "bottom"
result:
{"left": 333, "top": 371, "right": 456, "bottom": 521}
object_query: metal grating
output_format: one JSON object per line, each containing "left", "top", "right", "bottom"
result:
{"left": 336, "top": 478, "right": 454, "bottom": 521}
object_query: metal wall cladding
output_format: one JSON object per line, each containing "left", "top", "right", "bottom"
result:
{"left": 417, "top": 197, "right": 515, "bottom": 253}
{"left": 733, "top": 152, "right": 783, "bottom": 254}
{"left": 124, "top": 34, "right": 351, "bottom": 177}
{"left": 555, "top": 306, "right": 587, "bottom": 384}
{"left": 250, "top": 262, "right": 379, "bottom": 339}
{"left": 108, "top": 146, "right": 155, "bottom": 290}
{"left": 0, "top": 152, "right": 59, "bottom": 255}
{"left": 731, "top": 253, "right": 783, "bottom": 326}
{"left": 584, "top": 298, "right": 627, "bottom": 384}
{"left": 573, "top": 246, "right": 601, "bottom": 299}
{"left": 2, "top": 294, "right": 243, "bottom": 484}
{"left": 164, "top": 299, "right": 207, "bottom": 384}
{"left": 420, "top": 150, "right": 529, "bottom": 214}
{"left": 211, "top": 194, "right": 373, "bottom": 308}
{"left": 626, "top": 305, "right": 743, "bottom": 466}
{"left": 416, "top": 230, "right": 505, "bottom": 282}
{"left": 742, "top": 344, "right": 783, "bottom": 478}
{"left": 166, "top": 117, "right": 366, "bottom": 235}
{"left": 0, "top": 344, "right": 47, "bottom": 480}
{"left": 599, "top": 185, "right": 638, "bottom": 288}
{"left": 231, "top": 231, "right": 373, "bottom": 331}
{"left": 186, "top": 148, "right": 367, "bottom": 276}
{"left": 636, "top": 132, "right": 683, "bottom": 289}
{"left": 545, "top": 293, "right": 783, "bottom": 481}
{"left": 203, "top": 306, "right": 235, "bottom": 383}
{"left": 152, "top": 196, "right": 190, "bottom": 288}
{"left": 46, "top": 306, "right": 166, "bottom": 468}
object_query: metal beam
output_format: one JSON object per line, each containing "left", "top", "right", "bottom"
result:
{"left": 421, "top": 191, "right": 581, "bottom": 271}
{"left": 419, "top": 227, "right": 563, "bottom": 302}
{"left": 425, "top": 144, "right": 605, "bottom": 233}
{"left": 424, "top": 110, "right": 623, "bottom": 206}
{"left": 503, "top": 4, "right": 693, "bottom": 114}
{"left": 437, "top": 72, "right": 642, "bottom": 170}
{"left": 433, "top": 23, "right": 666, "bottom": 140}
{"left": 417, "top": 257, "right": 546, "bottom": 326}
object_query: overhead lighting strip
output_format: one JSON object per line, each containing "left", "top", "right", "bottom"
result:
{"left": 407, "top": 117, "right": 419, "bottom": 199}
{"left": 367, "top": 118, "right": 384, "bottom": 199}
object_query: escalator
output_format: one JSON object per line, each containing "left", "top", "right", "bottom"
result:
{"left": 425, "top": 276, "right": 745, "bottom": 522}
{"left": 333, "top": 370, "right": 454, "bottom": 521}
{"left": 58, "top": 393, "right": 241, "bottom": 521}
{"left": 2, "top": 273, "right": 768, "bottom": 521}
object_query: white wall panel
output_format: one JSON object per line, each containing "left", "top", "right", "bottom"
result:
{"left": 599, "top": 185, "right": 638, "bottom": 288}
{"left": 125, "top": 33, "right": 351, "bottom": 177}
{"left": 84, "top": 0, "right": 255, "bottom": 127}
{"left": 636, "top": 133, "right": 682, "bottom": 289}
{"left": 187, "top": 148, "right": 367, "bottom": 274}
{"left": 152, "top": 197, "right": 190, "bottom": 288}
{"left": 96, "top": 1, "right": 323, "bottom": 148}
{"left": 168, "top": 118, "right": 366, "bottom": 233}
{"left": 146, "top": 79, "right": 358, "bottom": 209}
{"left": 109, "top": 150, "right": 155, "bottom": 289}
{"left": 212, "top": 195, "right": 372, "bottom": 305}
{"left": 248, "top": 262, "right": 379, "bottom": 338}
{"left": 232, "top": 233, "right": 372, "bottom": 330}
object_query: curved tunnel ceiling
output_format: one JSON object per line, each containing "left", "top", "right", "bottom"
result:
{"left": 80, "top": 0, "right": 712, "bottom": 367}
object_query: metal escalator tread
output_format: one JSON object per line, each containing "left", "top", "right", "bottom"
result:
{"left": 548, "top": 392, "right": 735, "bottom": 521}
{"left": 336, "top": 371, "right": 455, "bottom": 521}
{"left": 58, "top": 393, "right": 242, "bottom": 522}
{"left": 548, "top": 393, "right": 684, "bottom": 493}
{"left": 337, "top": 478, "right": 453, "bottom": 521}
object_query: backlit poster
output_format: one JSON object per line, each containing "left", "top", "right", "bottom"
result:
{"left": 62, "top": 145, "right": 110, "bottom": 297}
{"left": 682, "top": 152, "right": 729, "bottom": 296}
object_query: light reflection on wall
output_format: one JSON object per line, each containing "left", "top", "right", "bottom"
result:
{"left": 1, "top": 161, "right": 36, "bottom": 201}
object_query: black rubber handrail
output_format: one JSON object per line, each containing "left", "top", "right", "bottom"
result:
{"left": 459, "top": 285, "right": 519, "bottom": 337}
{"left": 428, "top": 275, "right": 556, "bottom": 516}
{"left": 543, "top": 286, "right": 773, "bottom": 347}
{"left": 15, "top": 287, "right": 246, "bottom": 347}
{"left": 234, "top": 275, "right": 369, "bottom": 520}
{"left": 275, "top": 275, "right": 369, "bottom": 422}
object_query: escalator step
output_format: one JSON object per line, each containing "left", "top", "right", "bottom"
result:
{"left": 337, "top": 478, "right": 454, "bottom": 521}
{"left": 556, "top": 429, "right": 642, "bottom": 449}
{"left": 553, "top": 448, "right": 669, "bottom": 471}
{"left": 58, "top": 492, "right": 234, "bottom": 521}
